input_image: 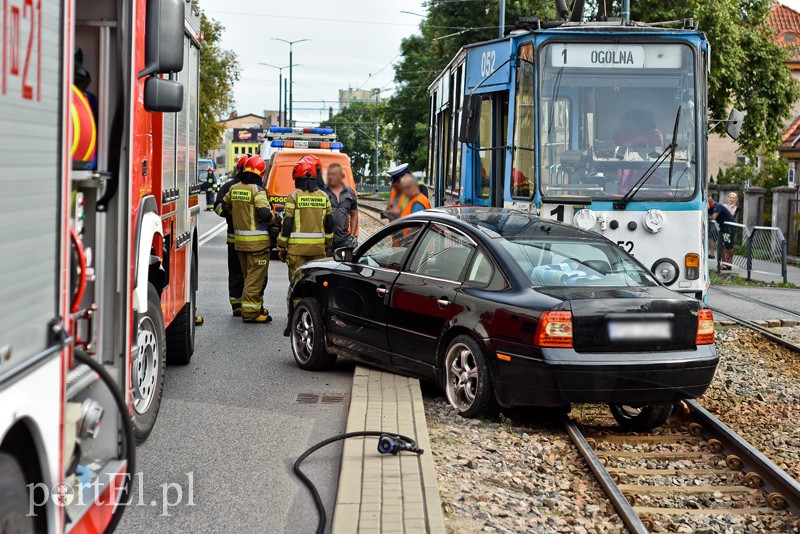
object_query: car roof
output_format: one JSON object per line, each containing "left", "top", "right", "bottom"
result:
{"left": 406, "top": 207, "right": 595, "bottom": 240}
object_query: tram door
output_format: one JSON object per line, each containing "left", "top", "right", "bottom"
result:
{"left": 471, "top": 91, "right": 508, "bottom": 207}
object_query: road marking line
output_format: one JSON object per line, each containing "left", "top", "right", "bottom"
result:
{"left": 199, "top": 221, "right": 227, "bottom": 247}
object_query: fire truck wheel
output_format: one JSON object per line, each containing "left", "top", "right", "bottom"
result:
{"left": 166, "top": 255, "right": 196, "bottom": 365}
{"left": 132, "top": 283, "right": 167, "bottom": 443}
{"left": 0, "top": 453, "right": 34, "bottom": 534}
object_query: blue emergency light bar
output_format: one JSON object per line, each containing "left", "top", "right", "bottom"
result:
{"left": 271, "top": 140, "right": 344, "bottom": 150}
{"left": 269, "top": 127, "right": 335, "bottom": 135}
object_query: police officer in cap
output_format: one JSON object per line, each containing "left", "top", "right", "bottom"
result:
{"left": 214, "top": 154, "right": 249, "bottom": 315}
{"left": 384, "top": 163, "right": 428, "bottom": 221}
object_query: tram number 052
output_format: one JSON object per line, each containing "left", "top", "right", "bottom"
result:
{"left": 617, "top": 241, "right": 635, "bottom": 254}
{"left": 1, "top": 0, "right": 43, "bottom": 101}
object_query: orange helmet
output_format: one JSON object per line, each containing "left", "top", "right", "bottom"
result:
{"left": 236, "top": 155, "right": 249, "bottom": 172}
{"left": 244, "top": 155, "right": 266, "bottom": 178}
{"left": 292, "top": 155, "right": 320, "bottom": 179}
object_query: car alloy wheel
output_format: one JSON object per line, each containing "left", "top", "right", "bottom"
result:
{"left": 445, "top": 342, "right": 479, "bottom": 412}
{"left": 292, "top": 307, "right": 315, "bottom": 364}
{"left": 609, "top": 403, "right": 674, "bottom": 431}
{"left": 133, "top": 316, "right": 160, "bottom": 415}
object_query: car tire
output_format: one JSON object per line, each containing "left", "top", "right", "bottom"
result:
{"left": 131, "top": 283, "right": 167, "bottom": 443}
{"left": 0, "top": 453, "right": 34, "bottom": 534}
{"left": 609, "top": 403, "right": 674, "bottom": 431}
{"left": 291, "top": 298, "right": 336, "bottom": 371}
{"left": 442, "top": 335, "right": 498, "bottom": 418}
{"left": 166, "top": 254, "right": 196, "bottom": 365}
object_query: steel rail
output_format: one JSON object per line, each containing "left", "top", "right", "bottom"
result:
{"left": 563, "top": 418, "right": 649, "bottom": 534}
{"left": 566, "top": 403, "right": 800, "bottom": 532}
{"left": 710, "top": 307, "right": 800, "bottom": 353}
{"left": 685, "top": 400, "right": 800, "bottom": 515}
{"left": 710, "top": 285, "right": 800, "bottom": 321}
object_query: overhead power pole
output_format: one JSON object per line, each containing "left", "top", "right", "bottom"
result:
{"left": 374, "top": 90, "right": 380, "bottom": 189}
{"left": 499, "top": 0, "right": 506, "bottom": 38}
{"left": 272, "top": 38, "right": 311, "bottom": 126}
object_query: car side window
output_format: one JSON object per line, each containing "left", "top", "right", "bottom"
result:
{"left": 357, "top": 224, "right": 424, "bottom": 271}
{"left": 407, "top": 224, "right": 474, "bottom": 281}
{"left": 466, "top": 249, "right": 494, "bottom": 286}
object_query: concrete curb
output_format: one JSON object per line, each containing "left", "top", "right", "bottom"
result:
{"left": 331, "top": 366, "right": 446, "bottom": 534}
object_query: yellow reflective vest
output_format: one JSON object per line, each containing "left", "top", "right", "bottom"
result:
{"left": 223, "top": 182, "right": 272, "bottom": 252}
{"left": 278, "top": 189, "right": 333, "bottom": 256}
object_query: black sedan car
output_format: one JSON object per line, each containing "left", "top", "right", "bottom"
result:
{"left": 286, "top": 207, "right": 717, "bottom": 430}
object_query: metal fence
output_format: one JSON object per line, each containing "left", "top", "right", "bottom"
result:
{"left": 712, "top": 220, "right": 788, "bottom": 283}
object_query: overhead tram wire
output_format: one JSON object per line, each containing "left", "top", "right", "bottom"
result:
{"left": 206, "top": 10, "right": 470, "bottom": 30}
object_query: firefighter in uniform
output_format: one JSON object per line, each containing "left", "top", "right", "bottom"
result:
{"left": 223, "top": 155, "right": 274, "bottom": 323}
{"left": 277, "top": 155, "right": 334, "bottom": 280}
{"left": 214, "top": 155, "right": 249, "bottom": 315}
{"left": 204, "top": 167, "right": 219, "bottom": 211}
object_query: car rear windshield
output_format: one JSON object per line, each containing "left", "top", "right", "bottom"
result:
{"left": 500, "top": 238, "right": 657, "bottom": 288}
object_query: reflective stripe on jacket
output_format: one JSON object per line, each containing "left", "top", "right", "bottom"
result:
{"left": 278, "top": 189, "right": 333, "bottom": 256}
{"left": 223, "top": 183, "right": 271, "bottom": 252}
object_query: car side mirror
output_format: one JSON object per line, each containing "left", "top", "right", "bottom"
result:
{"left": 333, "top": 247, "right": 354, "bottom": 263}
{"left": 144, "top": 76, "right": 183, "bottom": 112}
{"left": 139, "top": 0, "right": 185, "bottom": 78}
{"left": 460, "top": 94, "right": 482, "bottom": 145}
{"left": 726, "top": 108, "right": 744, "bottom": 141}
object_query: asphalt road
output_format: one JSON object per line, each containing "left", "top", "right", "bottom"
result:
{"left": 118, "top": 206, "right": 354, "bottom": 533}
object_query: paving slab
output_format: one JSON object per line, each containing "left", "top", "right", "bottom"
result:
{"left": 331, "top": 367, "right": 445, "bottom": 534}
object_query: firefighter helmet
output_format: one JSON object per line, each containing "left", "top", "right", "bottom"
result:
{"left": 244, "top": 155, "right": 267, "bottom": 178}
{"left": 292, "top": 159, "right": 316, "bottom": 179}
{"left": 236, "top": 155, "right": 249, "bottom": 172}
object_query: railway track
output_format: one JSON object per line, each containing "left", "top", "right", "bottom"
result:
{"left": 566, "top": 402, "right": 800, "bottom": 532}
{"left": 709, "top": 306, "right": 800, "bottom": 354}
{"left": 710, "top": 285, "right": 800, "bottom": 321}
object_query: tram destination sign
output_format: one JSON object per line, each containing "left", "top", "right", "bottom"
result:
{"left": 550, "top": 43, "right": 683, "bottom": 69}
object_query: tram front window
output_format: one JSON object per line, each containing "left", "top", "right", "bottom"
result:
{"left": 537, "top": 42, "right": 697, "bottom": 201}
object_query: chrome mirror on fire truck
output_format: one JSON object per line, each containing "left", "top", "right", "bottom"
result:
{"left": 139, "top": 0, "right": 185, "bottom": 78}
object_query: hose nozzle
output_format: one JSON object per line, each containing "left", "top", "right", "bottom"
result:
{"left": 377, "top": 434, "right": 424, "bottom": 455}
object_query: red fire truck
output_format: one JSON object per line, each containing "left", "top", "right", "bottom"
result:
{"left": 0, "top": 0, "right": 200, "bottom": 531}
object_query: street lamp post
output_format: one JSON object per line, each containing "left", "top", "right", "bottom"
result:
{"left": 258, "top": 62, "right": 290, "bottom": 126}
{"left": 271, "top": 38, "right": 311, "bottom": 126}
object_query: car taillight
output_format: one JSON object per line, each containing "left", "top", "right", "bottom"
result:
{"left": 534, "top": 311, "right": 573, "bottom": 348}
{"left": 696, "top": 309, "right": 714, "bottom": 345}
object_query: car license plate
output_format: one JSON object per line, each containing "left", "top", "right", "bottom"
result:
{"left": 608, "top": 321, "right": 671, "bottom": 341}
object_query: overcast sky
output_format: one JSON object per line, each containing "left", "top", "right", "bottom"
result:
{"left": 198, "top": 0, "right": 427, "bottom": 126}
{"left": 199, "top": 0, "right": 800, "bottom": 126}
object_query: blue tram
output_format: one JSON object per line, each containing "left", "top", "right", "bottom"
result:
{"left": 428, "top": 13, "right": 739, "bottom": 299}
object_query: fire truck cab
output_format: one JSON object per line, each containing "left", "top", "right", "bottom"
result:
{"left": 0, "top": 0, "right": 200, "bottom": 531}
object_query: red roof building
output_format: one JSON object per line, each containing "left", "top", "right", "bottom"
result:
{"left": 769, "top": 2, "right": 800, "bottom": 65}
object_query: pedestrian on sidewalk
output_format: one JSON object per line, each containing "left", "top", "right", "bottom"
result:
{"left": 726, "top": 192, "right": 740, "bottom": 219}
{"left": 277, "top": 155, "right": 334, "bottom": 279}
{"left": 708, "top": 196, "right": 736, "bottom": 269}
{"left": 223, "top": 155, "right": 274, "bottom": 323}
{"left": 214, "top": 155, "right": 249, "bottom": 315}
{"left": 324, "top": 162, "right": 359, "bottom": 254}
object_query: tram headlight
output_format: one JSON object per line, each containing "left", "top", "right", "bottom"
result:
{"left": 651, "top": 258, "right": 679, "bottom": 286}
{"left": 643, "top": 209, "right": 665, "bottom": 233}
{"left": 573, "top": 209, "right": 597, "bottom": 230}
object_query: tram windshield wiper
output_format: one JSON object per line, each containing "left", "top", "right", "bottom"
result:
{"left": 614, "top": 106, "right": 681, "bottom": 210}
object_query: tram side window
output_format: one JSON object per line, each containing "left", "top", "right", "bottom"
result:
{"left": 476, "top": 96, "right": 492, "bottom": 199}
{"left": 512, "top": 44, "right": 534, "bottom": 199}
{"left": 540, "top": 99, "right": 570, "bottom": 188}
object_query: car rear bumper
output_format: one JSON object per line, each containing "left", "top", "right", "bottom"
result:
{"left": 492, "top": 345, "right": 718, "bottom": 408}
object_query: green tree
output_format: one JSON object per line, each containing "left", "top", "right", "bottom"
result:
{"left": 388, "top": 1, "right": 554, "bottom": 168}
{"left": 321, "top": 101, "right": 396, "bottom": 183}
{"left": 631, "top": 0, "right": 799, "bottom": 158}
{"left": 198, "top": 9, "right": 240, "bottom": 156}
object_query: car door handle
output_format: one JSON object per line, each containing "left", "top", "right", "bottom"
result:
{"left": 437, "top": 298, "right": 451, "bottom": 308}
{"left": 377, "top": 287, "right": 389, "bottom": 296}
